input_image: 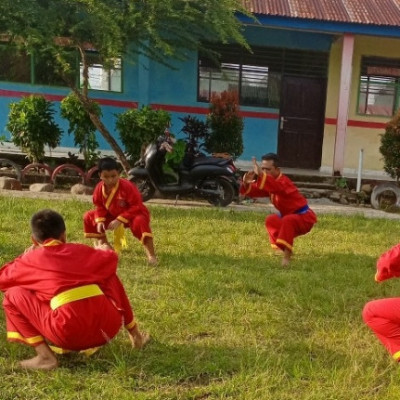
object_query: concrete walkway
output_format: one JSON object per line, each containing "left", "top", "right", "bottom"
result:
{"left": 146, "top": 197, "right": 400, "bottom": 220}
{"left": 1, "top": 188, "right": 399, "bottom": 220}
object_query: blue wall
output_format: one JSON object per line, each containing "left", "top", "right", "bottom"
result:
{"left": 0, "top": 26, "right": 333, "bottom": 162}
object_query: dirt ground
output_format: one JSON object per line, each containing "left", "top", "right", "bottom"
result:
{"left": 1, "top": 188, "right": 399, "bottom": 220}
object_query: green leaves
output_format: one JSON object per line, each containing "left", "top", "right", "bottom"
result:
{"left": 6, "top": 95, "right": 62, "bottom": 163}
{"left": 116, "top": 106, "right": 171, "bottom": 162}
{"left": 379, "top": 112, "right": 400, "bottom": 181}
{"left": 60, "top": 93, "right": 101, "bottom": 168}
{"left": 205, "top": 90, "right": 244, "bottom": 158}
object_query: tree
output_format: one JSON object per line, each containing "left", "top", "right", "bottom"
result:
{"left": 60, "top": 93, "right": 101, "bottom": 169}
{"left": 380, "top": 111, "right": 400, "bottom": 182}
{"left": 0, "top": 0, "right": 250, "bottom": 173}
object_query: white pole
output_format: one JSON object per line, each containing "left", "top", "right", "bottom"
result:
{"left": 356, "top": 149, "right": 364, "bottom": 192}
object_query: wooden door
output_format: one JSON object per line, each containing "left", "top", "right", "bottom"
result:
{"left": 278, "top": 76, "right": 326, "bottom": 169}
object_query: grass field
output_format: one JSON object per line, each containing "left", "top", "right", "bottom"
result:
{"left": 1, "top": 196, "right": 400, "bottom": 399}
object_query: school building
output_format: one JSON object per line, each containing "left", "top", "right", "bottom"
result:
{"left": 1, "top": 0, "right": 400, "bottom": 178}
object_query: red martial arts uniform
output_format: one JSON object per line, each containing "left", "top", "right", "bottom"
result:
{"left": 84, "top": 178, "right": 153, "bottom": 244}
{"left": 363, "top": 243, "right": 400, "bottom": 361}
{"left": 240, "top": 172, "right": 317, "bottom": 252}
{"left": 0, "top": 240, "right": 136, "bottom": 352}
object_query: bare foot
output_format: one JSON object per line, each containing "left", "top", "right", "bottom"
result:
{"left": 281, "top": 257, "right": 290, "bottom": 267}
{"left": 131, "top": 332, "right": 151, "bottom": 349}
{"left": 19, "top": 355, "right": 58, "bottom": 370}
{"left": 282, "top": 249, "right": 291, "bottom": 267}
{"left": 148, "top": 256, "right": 158, "bottom": 266}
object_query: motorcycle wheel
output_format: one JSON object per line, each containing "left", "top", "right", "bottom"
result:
{"left": 206, "top": 178, "right": 235, "bottom": 207}
{"left": 129, "top": 177, "right": 155, "bottom": 202}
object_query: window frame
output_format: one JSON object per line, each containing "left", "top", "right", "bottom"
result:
{"left": 197, "top": 44, "right": 328, "bottom": 109}
{"left": 79, "top": 52, "right": 123, "bottom": 93}
{"left": 0, "top": 43, "right": 123, "bottom": 93}
{"left": 357, "top": 56, "right": 400, "bottom": 117}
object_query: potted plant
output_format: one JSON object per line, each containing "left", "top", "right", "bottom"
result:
{"left": 204, "top": 90, "right": 244, "bottom": 159}
{"left": 7, "top": 95, "right": 62, "bottom": 163}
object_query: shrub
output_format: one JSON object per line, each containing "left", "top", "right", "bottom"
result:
{"left": 115, "top": 106, "right": 171, "bottom": 162}
{"left": 379, "top": 112, "right": 400, "bottom": 182}
{"left": 60, "top": 93, "right": 101, "bottom": 169}
{"left": 6, "top": 95, "right": 62, "bottom": 163}
{"left": 204, "top": 91, "right": 244, "bottom": 159}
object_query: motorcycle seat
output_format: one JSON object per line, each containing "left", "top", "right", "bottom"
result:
{"left": 190, "top": 156, "right": 232, "bottom": 168}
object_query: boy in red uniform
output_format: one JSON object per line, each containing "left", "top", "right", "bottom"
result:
{"left": 0, "top": 209, "right": 149, "bottom": 370}
{"left": 240, "top": 153, "right": 317, "bottom": 266}
{"left": 84, "top": 157, "right": 157, "bottom": 265}
{"left": 363, "top": 243, "right": 400, "bottom": 362}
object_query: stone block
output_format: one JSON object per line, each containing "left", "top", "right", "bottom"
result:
{"left": 71, "top": 183, "right": 93, "bottom": 195}
{"left": 29, "top": 183, "right": 54, "bottom": 192}
{"left": 0, "top": 177, "right": 22, "bottom": 190}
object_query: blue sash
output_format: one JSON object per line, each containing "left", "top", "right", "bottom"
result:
{"left": 294, "top": 205, "right": 309, "bottom": 215}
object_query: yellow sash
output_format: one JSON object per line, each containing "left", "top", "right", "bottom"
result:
{"left": 113, "top": 224, "right": 127, "bottom": 253}
{"left": 50, "top": 284, "right": 103, "bottom": 310}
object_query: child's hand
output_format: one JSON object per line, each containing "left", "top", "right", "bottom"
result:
{"left": 107, "top": 219, "right": 122, "bottom": 231}
{"left": 243, "top": 171, "right": 256, "bottom": 184}
{"left": 94, "top": 242, "right": 113, "bottom": 251}
{"left": 96, "top": 222, "right": 106, "bottom": 234}
{"left": 252, "top": 157, "right": 262, "bottom": 175}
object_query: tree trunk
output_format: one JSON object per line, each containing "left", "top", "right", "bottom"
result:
{"left": 71, "top": 88, "right": 131, "bottom": 175}
{"left": 73, "top": 47, "right": 131, "bottom": 174}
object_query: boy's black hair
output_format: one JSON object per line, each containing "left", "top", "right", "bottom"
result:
{"left": 30, "top": 209, "right": 66, "bottom": 242}
{"left": 261, "top": 153, "right": 280, "bottom": 167}
{"left": 97, "top": 157, "right": 120, "bottom": 172}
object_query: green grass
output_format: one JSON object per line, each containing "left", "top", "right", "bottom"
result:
{"left": 1, "top": 196, "right": 400, "bottom": 399}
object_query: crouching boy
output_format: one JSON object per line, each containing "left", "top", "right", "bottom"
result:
{"left": 0, "top": 209, "right": 149, "bottom": 370}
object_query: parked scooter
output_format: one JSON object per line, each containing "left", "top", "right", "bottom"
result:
{"left": 128, "top": 129, "right": 239, "bottom": 206}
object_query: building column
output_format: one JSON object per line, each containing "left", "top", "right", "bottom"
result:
{"left": 333, "top": 33, "right": 355, "bottom": 175}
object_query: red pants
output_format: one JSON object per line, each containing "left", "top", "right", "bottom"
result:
{"left": 363, "top": 298, "right": 400, "bottom": 361}
{"left": 3, "top": 287, "right": 122, "bottom": 350}
{"left": 84, "top": 210, "right": 152, "bottom": 243}
{"left": 265, "top": 210, "right": 316, "bottom": 252}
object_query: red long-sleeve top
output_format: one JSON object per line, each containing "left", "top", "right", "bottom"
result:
{"left": 376, "top": 243, "right": 400, "bottom": 282}
{"left": 240, "top": 172, "right": 308, "bottom": 216}
{"left": 0, "top": 241, "right": 134, "bottom": 326}
{"left": 93, "top": 178, "right": 149, "bottom": 225}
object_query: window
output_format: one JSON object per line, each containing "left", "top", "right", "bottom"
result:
{"left": 198, "top": 45, "right": 328, "bottom": 108}
{"left": 0, "top": 45, "right": 31, "bottom": 83}
{"left": 0, "top": 44, "right": 71, "bottom": 87}
{"left": 0, "top": 45, "right": 122, "bottom": 92}
{"left": 34, "top": 50, "right": 71, "bottom": 87}
{"left": 80, "top": 52, "right": 122, "bottom": 92}
{"left": 198, "top": 55, "right": 278, "bottom": 108}
{"left": 358, "top": 56, "right": 400, "bottom": 116}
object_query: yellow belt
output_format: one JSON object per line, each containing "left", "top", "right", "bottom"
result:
{"left": 50, "top": 284, "right": 103, "bottom": 310}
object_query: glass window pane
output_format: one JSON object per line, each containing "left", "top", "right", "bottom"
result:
{"left": 359, "top": 75, "right": 395, "bottom": 116}
{"left": 80, "top": 54, "right": 122, "bottom": 92}
{"left": 241, "top": 64, "right": 269, "bottom": 107}
{"left": 110, "top": 68, "right": 121, "bottom": 92}
{"left": 34, "top": 51, "right": 67, "bottom": 87}
{"left": 0, "top": 46, "right": 31, "bottom": 83}
{"left": 210, "top": 63, "right": 239, "bottom": 97}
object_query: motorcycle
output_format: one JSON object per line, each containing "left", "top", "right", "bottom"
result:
{"left": 128, "top": 129, "right": 239, "bottom": 207}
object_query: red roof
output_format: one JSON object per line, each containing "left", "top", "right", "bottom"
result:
{"left": 244, "top": 0, "right": 400, "bottom": 26}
